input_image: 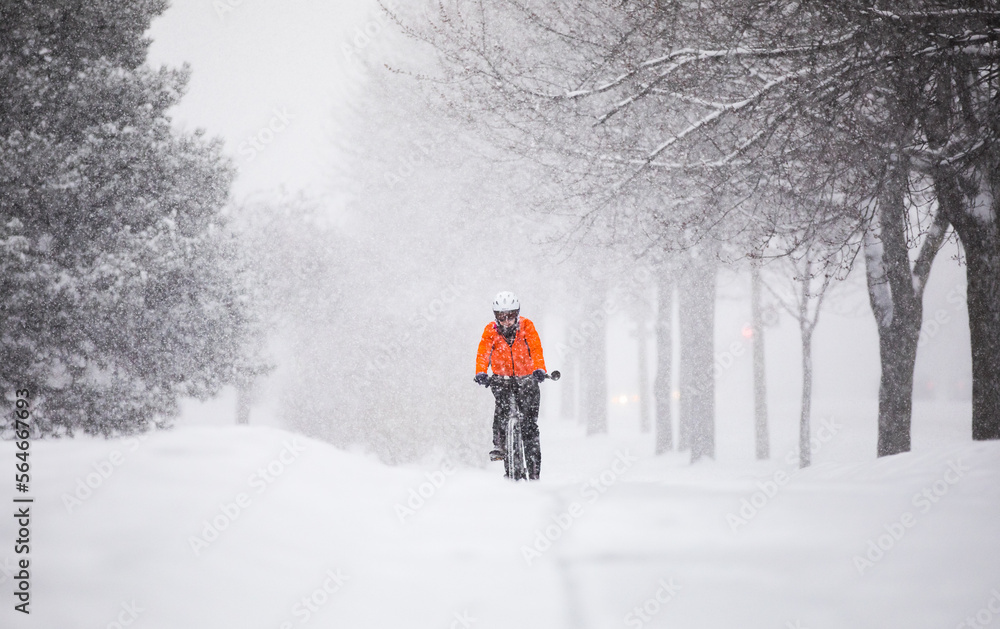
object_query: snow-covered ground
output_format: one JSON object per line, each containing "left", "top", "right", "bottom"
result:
{"left": 3, "top": 418, "right": 999, "bottom": 629}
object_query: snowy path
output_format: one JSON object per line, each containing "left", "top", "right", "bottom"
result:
{"left": 2, "top": 423, "right": 999, "bottom": 629}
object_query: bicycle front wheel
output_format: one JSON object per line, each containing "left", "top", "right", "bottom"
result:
{"left": 506, "top": 409, "right": 528, "bottom": 481}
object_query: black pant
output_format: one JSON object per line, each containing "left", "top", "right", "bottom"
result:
{"left": 491, "top": 377, "right": 541, "bottom": 479}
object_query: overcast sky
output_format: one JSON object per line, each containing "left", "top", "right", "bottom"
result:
{"left": 147, "top": 0, "right": 377, "bottom": 199}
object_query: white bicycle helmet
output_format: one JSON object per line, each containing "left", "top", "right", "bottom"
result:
{"left": 492, "top": 291, "right": 520, "bottom": 313}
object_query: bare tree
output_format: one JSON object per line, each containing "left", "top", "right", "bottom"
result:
{"left": 750, "top": 263, "right": 770, "bottom": 460}
{"left": 396, "top": 0, "right": 1000, "bottom": 454}
{"left": 862, "top": 172, "right": 951, "bottom": 455}
{"left": 763, "top": 247, "right": 838, "bottom": 468}
{"left": 911, "top": 39, "right": 1000, "bottom": 440}
{"left": 653, "top": 272, "right": 674, "bottom": 454}
{"left": 677, "top": 249, "right": 717, "bottom": 461}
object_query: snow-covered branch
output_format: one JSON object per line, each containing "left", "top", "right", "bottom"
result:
{"left": 564, "top": 30, "right": 858, "bottom": 102}
{"left": 870, "top": 7, "right": 1000, "bottom": 20}
{"left": 642, "top": 67, "right": 812, "bottom": 164}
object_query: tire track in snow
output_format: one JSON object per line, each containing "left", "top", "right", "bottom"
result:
{"left": 544, "top": 487, "right": 592, "bottom": 629}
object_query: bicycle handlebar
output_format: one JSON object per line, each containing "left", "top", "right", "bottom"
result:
{"left": 478, "top": 370, "right": 561, "bottom": 387}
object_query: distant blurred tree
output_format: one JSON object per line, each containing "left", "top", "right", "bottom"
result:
{"left": 761, "top": 235, "right": 847, "bottom": 468}
{"left": 0, "top": 1, "right": 261, "bottom": 436}
{"left": 227, "top": 193, "right": 342, "bottom": 427}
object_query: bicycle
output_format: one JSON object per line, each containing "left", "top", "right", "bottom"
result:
{"left": 479, "top": 370, "right": 560, "bottom": 480}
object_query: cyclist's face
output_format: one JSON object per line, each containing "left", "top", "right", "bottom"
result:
{"left": 495, "top": 311, "right": 518, "bottom": 325}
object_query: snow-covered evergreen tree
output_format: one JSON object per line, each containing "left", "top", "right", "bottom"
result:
{"left": 0, "top": 1, "right": 260, "bottom": 436}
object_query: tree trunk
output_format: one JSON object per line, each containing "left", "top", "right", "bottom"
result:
{"left": 799, "top": 329, "right": 813, "bottom": 468}
{"left": 654, "top": 274, "right": 673, "bottom": 453}
{"left": 584, "top": 288, "right": 608, "bottom": 435}
{"left": 678, "top": 254, "right": 716, "bottom": 461}
{"left": 966, "top": 234, "right": 1000, "bottom": 440}
{"left": 751, "top": 265, "right": 769, "bottom": 460}
{"left": 876, "top": 322, "right": 919, "bottom": 455}
{"left": 236, "top": 379, "right": 252, "bottom": 425}
{"left": 935, "top": 167, "right": 1000, "bottom": 440}
{"left": 562, "top": 356, "right": 578, "bottom": 421}
{"left": 865, "top": 155, "right": 925, "bottom": 457}
{"left": 636, "top": 311, "right": 651, "bottom": 433}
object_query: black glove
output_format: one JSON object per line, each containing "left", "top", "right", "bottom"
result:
{"left": 475, "top": 372, "right": 489, "bottom": 386}
{"left": 533, "top": 369, "right": 547, "bottom": 383}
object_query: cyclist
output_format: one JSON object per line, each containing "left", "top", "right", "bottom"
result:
{"left": 474, "top": 291, "right": 548, "bottom": 480}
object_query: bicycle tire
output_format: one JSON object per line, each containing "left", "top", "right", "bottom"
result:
{"left": 505, "top": 397, "right": 528, "bottom": 481}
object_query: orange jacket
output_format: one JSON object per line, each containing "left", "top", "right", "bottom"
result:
{"left": 476, "top": 317, "right": 546, "bottom": 377}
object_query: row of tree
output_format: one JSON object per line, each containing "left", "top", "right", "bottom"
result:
{"left": 389, "top": 0, "right": 1000, "bottom": 459}
{"left": 3, "top": 0, "right": 991, "bottom": 465}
